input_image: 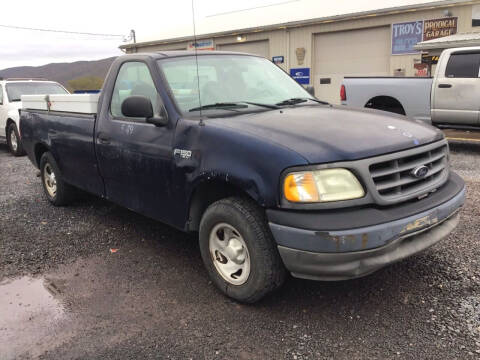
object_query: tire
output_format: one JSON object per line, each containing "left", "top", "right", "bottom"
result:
{"left": 199, "top": 197, "right": 286, "bottom": 303}
{"left": 39, "top": 152, "right": 75, "bottom": 206}
{"left": 6, "top": 122, "right": 25, "bottom": 156}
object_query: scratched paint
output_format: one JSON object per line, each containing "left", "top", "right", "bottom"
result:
{"left": 120, "top": 123, "right": 134, "bottom": 135}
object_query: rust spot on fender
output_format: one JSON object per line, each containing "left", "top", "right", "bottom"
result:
{"left": 361, "top": 234, "right": 368, "bottom": 249}
{"left": 333, "top": 236, "right": 341, "bottom": 252}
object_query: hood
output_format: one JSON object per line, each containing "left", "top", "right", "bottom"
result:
{"left": 208, "top": 105, "right": 444, "bottom": 164}
{"left": 8, "top": 101, "right": 22, "bottom": 111}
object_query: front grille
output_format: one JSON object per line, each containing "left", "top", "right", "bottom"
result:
{"left": 369, "top": 143, "right": 448, "bottom": 199}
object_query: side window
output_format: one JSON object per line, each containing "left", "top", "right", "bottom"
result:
{"left": 110, "top": 62, "right": 160, "bottom": 118}
{"left": 0, "top": 85, "right": 3, "bottom": 105}
{"left": 445, "top": 53, "right": 480, "bottom": 78}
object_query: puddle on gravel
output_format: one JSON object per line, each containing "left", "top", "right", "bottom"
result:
{"left": 0, "top": 276, "right": 67, "bottom": 359}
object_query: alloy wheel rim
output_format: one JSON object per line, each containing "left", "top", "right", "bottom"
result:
{"left": 209, "top": 223, "right": 251, "bottom": 285}
{"left": 43, "top": 163, "right": 57, "bottom": 198}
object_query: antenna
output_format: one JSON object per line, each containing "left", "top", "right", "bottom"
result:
{"left": 191, "top": 0, "right": 204, "bottom": 124}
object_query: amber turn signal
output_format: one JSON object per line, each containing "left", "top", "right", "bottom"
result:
{"left": 283, "top": 172, "right": 320, "bottom": 203}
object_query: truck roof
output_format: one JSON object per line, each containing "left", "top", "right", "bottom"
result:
{"left": 0, "top": 79, "right": 59, "bottom": 84}
{"left": 127, "top": 50, "right": 261, "bottom": 59}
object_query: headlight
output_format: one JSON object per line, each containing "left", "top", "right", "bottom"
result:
{"left": 283, "top": 168, "right": 365, "bottom": 203}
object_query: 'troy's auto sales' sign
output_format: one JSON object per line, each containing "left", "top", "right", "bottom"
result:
{"left": 392, "top": 20, "right": 424, "bottom": 55}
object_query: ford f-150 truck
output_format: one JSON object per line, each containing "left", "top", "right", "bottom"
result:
{"left": 341, "top": 46, "right": 480, "bottom": 127}
{"left": 0, "top": 78, "right": 68, "bottom": 156}
{"left": 20, "top": 51, "right": 465, "bottom": 303}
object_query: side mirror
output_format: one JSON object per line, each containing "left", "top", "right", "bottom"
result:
{"left": 305, "top": 85, "right": 315, "bottom": 97}
{"left": 121, "top": 96, "right": 168, "bottom": 127}
{"left": 121, "top": 95, "right": 153, "bottom": 118}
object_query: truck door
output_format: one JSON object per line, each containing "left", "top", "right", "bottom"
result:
{"left": 432, "top": 51, "right": 480, "bottom": 125}
{"left": 95, "top": 60, "right": 175, "bottom": 224}
{"left": 0, "top": 85, "right": 6, "bottom": 137}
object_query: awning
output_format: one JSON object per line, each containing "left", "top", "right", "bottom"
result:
{"left": 414, "top": 32, "right": 480, "bottom": 51}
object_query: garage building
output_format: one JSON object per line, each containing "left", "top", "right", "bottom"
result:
{"left": 120, "top": 0, "right": 480, "bottom": 104}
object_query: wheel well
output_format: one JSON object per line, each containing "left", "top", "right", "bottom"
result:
{"left": 34, "top": 143, "right": 50, "bottom": 168}
{"left": 365, "top": 96, "right": 406, "bottom": 115}
{"left": 187, "top": 181, "right": 252, "bottom": 232}
{"left": 5, "top": 118, "right": 15, "bottom": 132}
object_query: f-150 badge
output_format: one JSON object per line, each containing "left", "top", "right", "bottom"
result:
{"left": 173, "top": 149, "right": 192, "bottom": 159}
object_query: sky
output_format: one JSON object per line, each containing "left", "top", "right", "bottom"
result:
{"left": 0, "top": 0, "right": 449, "bottom": 70}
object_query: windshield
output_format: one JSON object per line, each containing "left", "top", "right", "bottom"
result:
{"left": 6, "top": 82, "right": 68, "bottom": 102}
{"left": 157, "top": 55, "right": 314, "bottom": 113}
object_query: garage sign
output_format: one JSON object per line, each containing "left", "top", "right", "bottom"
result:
{"left": 187, "top": 39, "right": 215, "bottom": 51}
{"left": 423, "top": 17, "right": 457, "bottom": 41}
{"left": 391, "top": 21, "right": 423, "bottom": 55}
{"left": 290, "top": 68, "right": 310, "bottom": 85}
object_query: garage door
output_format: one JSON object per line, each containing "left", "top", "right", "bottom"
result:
{"left": 313, "top": 27, "right": 391, "bottom": 104}
{"left": 217, "top": 40, "right": 269, "bottom": 59}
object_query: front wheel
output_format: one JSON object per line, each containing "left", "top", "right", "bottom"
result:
{"left": 6, "top": 122, "right": 25, "bottom": 156}
{"left": 199, "top": 197, "right": 286, "bottom": 303}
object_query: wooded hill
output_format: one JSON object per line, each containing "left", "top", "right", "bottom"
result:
{"left": 0, "top": 57, "right": 116, "bottom": 90}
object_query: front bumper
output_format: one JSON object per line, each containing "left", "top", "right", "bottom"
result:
{"left": 268, "top": 174, "right": 465, "bottom": 281}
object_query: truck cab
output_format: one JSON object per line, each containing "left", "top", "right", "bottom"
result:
{"left": 431, "top": 47, "right": 480, "bottom": 126}
{"left": 0, "top": 79, "right": 68, "bottom": 156}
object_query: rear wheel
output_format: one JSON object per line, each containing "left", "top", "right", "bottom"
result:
{"left": 6, "top": 122, "right": 25, "bottom": 156}
{"left": 40, "top": 152, "right": 75, "bottom": 206}
{"left": 199, "top": 197, "right": 285, "bottom": 303}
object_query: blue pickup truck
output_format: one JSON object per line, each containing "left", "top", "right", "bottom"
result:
{"left": 20, "top": 51, "right": 465, "bottom": 303}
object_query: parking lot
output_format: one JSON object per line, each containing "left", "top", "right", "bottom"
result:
{"left": 1, "top": 140, "right": 480, "bottom": 359}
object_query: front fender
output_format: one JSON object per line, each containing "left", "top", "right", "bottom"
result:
{"left": 6, "top": 110, "right": 20, "bottom": 136}
{"left": 7, "top": 110, "right": 19, "bottom": 124}
{"left": 188, "top": 168, "right": 264, "bottom": 206}
{"left": 8, "top": 109, "right": 20, "bottom": 122}
{"left": 174, "top": 119, "right": 308, "bottom": 213}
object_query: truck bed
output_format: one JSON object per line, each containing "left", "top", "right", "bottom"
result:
{"left": 20, "top": 109, "right": 102, "bottom": 195}
{"left": 342, "top": 77, "right": 433, "bottom": 123}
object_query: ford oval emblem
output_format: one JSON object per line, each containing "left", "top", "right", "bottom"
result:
{"left": 411, "top": 165, "right": 429, "bottom": 178}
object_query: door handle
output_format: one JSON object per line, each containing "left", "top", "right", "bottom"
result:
{"left": 98, "top": 133, "right": 111, "bottom": 144}
{"left": 438, "top": 83, "right": 452, "bottom": 88}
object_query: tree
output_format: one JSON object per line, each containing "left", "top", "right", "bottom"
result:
{"left": 67, "top": 76, "right": 104, "bottom": 92}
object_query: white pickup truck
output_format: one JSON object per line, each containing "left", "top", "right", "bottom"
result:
{"left": 0, "top": 79, "right": 68, "bottom": 156}
{"left": 341, "top": 46, "right": 480, "bottom": 127}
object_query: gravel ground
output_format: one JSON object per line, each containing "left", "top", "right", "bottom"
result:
{"left": 0, "top": 141, "right": 479, "bottom": 359}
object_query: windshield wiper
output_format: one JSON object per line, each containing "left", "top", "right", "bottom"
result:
{"left": 241, "top": 101, "right": 280, "bottom": 110}
{"left": 10, "top": 99, "right": 21, "bottom": 102}
{"left": 189, "top": 102, "right": 248, "bottom": 112}
{"left": 189, "top": 101, "right": 279, "bottom": 112}
{"left": 276, "top": 98, "right": 329, "bottom": 106}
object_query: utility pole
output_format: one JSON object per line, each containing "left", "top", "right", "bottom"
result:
{"left": 130, "top": 29, "right": 137, "bottom": 53}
